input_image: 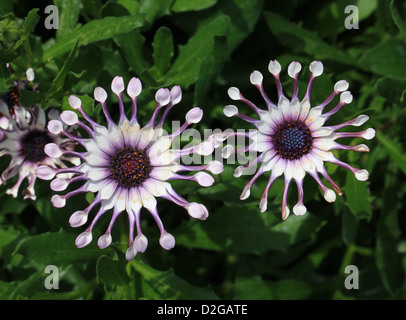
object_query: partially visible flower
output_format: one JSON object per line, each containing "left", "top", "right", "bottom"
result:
{"left": 0, "top": 87, "right": 79, "bottom": 201}
{"left": 0, "top": 67, "right": 36, "bottom": 130}
{"left": 0, "top": 68, "right": 78, "bottom": 200}
{"left": 38, "top": 76, "right": 222, "bottom": 260}
{"left": 219, "top": 60, "right": 374, "bottom": 219}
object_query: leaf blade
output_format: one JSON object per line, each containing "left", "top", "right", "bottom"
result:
{"left": 42, "top": 14, "right": 145, "bottom": 62}
{"left": 376, "top": 131, "right": 406, "bottom": 175}
{"left": 152, "top": 26, "right": 174, "bottom": 76}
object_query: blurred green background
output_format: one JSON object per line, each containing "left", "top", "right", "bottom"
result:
{"left": 0, "top": 0, "right": 405, "bottom": 300}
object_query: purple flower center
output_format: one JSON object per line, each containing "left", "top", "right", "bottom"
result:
{"left": 21, "top": 129, "right": 54, "bottom": 162}
{"left": 110, "top": 148, "right": 152, "bottom": 188}
{"left": 272, "top": 121, "right": 312, "bottom": 160}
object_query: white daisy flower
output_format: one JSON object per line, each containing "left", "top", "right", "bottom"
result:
{"left": 219, "top": 60, "right": 374, "bottom": 219}
{"left": 37, "top": 76, "right": 222, "bottom": 260}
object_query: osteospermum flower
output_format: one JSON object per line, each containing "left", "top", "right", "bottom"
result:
{"left": 37, "top": 76, "right": 222, "bottom": 260}
{"left": 0, "top": 68, "right": 78, "bottom": 200}
{"left": 0, "top": 67, "right": 36, "bottom": 130}
{"left": 220, "top": 60, "right": 375, "bottom": 219}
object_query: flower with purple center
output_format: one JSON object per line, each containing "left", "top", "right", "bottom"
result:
{"left": 37, "top": 76, "right": 222, "bottom": 260}
{"left": 220, "top": 60, "right": 375, "bottom": 219}
{"left": 0, "top": 68, "right": 78, "bottom": 200}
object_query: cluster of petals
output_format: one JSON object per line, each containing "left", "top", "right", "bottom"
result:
{"left": 37, "top": 76, "right": 222, "bottom": 260}
{"left": 216, "top": 60, "right": 375, "bottom": 219}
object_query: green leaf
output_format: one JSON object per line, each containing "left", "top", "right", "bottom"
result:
{"left": 114, "top": 30, "right": 148, "bottom": 74}
{"left": 375, "top": 199, "right": 404, "bottom": 293}
{"left": 54, "top": 0, "right": 83, "bottom": 39}
{"left": 343, "top": 171, "right": 372, "bottom": 220}
{"left": 171, "top": 0, "right": 217, "bottom": 12}
{"left": 138, "top": 0, "right": 174, "bottom": 25}
{"left": 0, "top": 228, "right": 20, "bottom": 256}
{"left": 233, "top": 276, "right": 311, "bottom": 299}
{"left": 20, "top": 9, "right": 40, "bottom": 66}
{"left": 376, "top": 76, "right": 406, "bottom": 104}
{"left": 0, "top": 40, "right": 23, "bottom": 62}
{"left": 167, "top": 15, "right": 230, "bottom": 86}
{"left": 152, "top": 26, "right": 174, "bottom": 76}
{"left": 376, "top": 163, "right": 404, "bottom": 294}
{"left": 390, "top": 0, "right": 406, "bottom": 35}
{"left": 0, "top": 1, "right": 12, "bottom": 16}
{"left": 42, "top": 14, "right": 145, "bottom": 62}
{"left": 97, "top": 256, "right": 130, "bottom": 286}
{"left": 0, "top": 280, "right": 16, "bottom": 299}
{"left": 194, "top": 35, "right": 228, "bottom": 106}
{"left": 270, "top": 213, "right": 327, "bottom": 246}
{"left": 131, "top": 260, "right": 220, "bottom": 300}
{"left": 217, "top": 0, "right": 264, "bottom": 52}
{"left": 33, "top": 197, "right": 68, "bottom": 232}
{"left": 0, "top": 15, "right": 23, "bottom": 62}
{"left": 376, "top": 131, "right": 406, "bottom": 175}
{"left": 18, "top": 89, "right": 42, "bottom": 106}
{"left": 117, "top": 0, "right": 140, "bottom": 15}
{"left": 263, "top": 11, "right": 357, "bottom": 66}
{"left": 48, "top": 40, "right": 79, "bottom": 97}
{"left": 15, "top": 230, "right": 108, "bottom": 267}
{"left": 0, "top": 14, "right": 20, "bottom": 44}
{"left": 175, "top": 206, "right": 326, "bottom": 254}
{"left": 9, "top": 270, "right": 46, "bottom": 299}
{"left": 376, "top": 216, "right": 403, "bottom": 294}
{"left": 356, "top": 0, "right": 379, "bottom": 20}
{"left": 0, "top": 192, "right": 30, "bottom": 215}
{"left": 341, "top": 209, "right": 359, "bottom": 244}
{"left": 0, "top": 62, "right": 9, "bottom": 79}
{"left": 22, "top": 9, "right": 40, "bottom": 37}
{"left": 359, "top": 38, "right": 406, "bottom": 79}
